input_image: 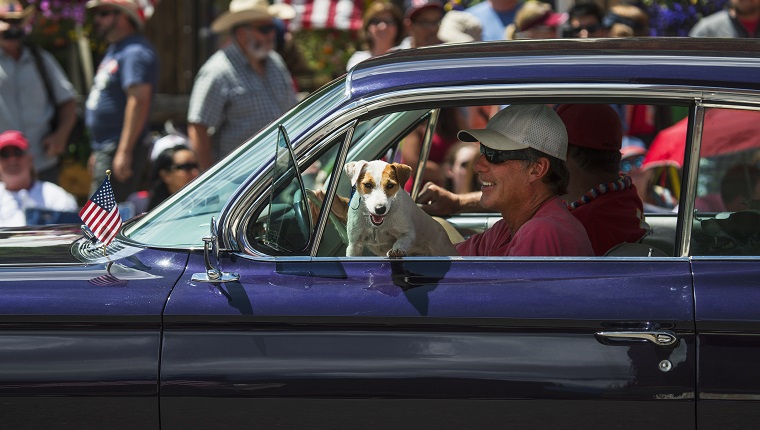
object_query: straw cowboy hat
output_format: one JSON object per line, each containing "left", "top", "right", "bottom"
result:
{"left": 211, "top": 0, "right": 297, "bottom": 34}
{"left": 85, "top": 0, "right": 152, "bottom": 30}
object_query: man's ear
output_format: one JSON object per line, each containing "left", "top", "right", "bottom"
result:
{"left": 527, "top": 157, "right": 551, "bottom": 183}
{"left": 392, "top": 163, "right": 413, "bottom": 187}
{"left": 344, "top": 160, "right": 368, "bottom": 186}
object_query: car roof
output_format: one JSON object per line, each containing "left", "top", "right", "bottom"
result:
{"left": 347, "top": 38, "right": 760, "bottom": 100}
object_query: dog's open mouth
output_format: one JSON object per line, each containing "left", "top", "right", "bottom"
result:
{"left": 370, "top": 214, "right": 385, "bottom": 226}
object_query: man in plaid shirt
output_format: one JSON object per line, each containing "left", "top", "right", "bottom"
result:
{"left": 187, "top": 0, "right": 298, "bottom": 171}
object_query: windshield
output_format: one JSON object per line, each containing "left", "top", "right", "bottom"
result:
{"left": 123, "top": 78, "right": 348, "bottom": 248}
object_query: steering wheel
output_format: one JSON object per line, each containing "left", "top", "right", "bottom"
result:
{"left": 293, "top": 188, "right": 310, "bottom": 241}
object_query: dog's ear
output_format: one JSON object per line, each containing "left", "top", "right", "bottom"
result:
{"left": 345, "top": 160, "right": 367, "bottom": 186}
{"left": 391, "top": 163, "right": 413, "bottom": 187}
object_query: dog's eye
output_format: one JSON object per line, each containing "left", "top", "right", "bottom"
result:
{"left": 386, "top": 182, "right": 396, "bottom": 189}
{"left": 363, "top": 182, "right": 373, "bottom": 189}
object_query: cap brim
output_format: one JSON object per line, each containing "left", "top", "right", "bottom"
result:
{"left": 458, "top": 129, "right": 529, "bottom": 151}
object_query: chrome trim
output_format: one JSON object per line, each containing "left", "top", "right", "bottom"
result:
{"left": 595, "top": 330, "right": 679, "bottom": 347}
{"left": 679, "top": 103, "right": 704, "bottom": 257}
{"left": 311, "top": 122, "right": 356, "bottom": 256}
{"left": 411, "top": 109, "right": 439, "bottom": 201}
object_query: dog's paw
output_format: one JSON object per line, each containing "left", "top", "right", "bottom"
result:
{"left": 387, "top": 248, "right": 407, "bottom": 258}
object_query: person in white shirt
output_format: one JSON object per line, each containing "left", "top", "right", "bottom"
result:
{"left": 0, "top": 130, "right": 77, "bottom": 227}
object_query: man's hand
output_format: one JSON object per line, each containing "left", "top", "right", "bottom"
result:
{"left": 416, "top": 182, "right": 460, "bottom": 215}
{"left": 42, "top": 132, "right": 67, "bottom": 157}
{"left": 112, "top": 150, "right": 133, "bottom": 182}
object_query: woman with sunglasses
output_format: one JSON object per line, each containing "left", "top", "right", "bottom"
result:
{"left": 144, "top": 144, "right": 200, "bottom": 211}
{"left": 346, "top": 2, "right": 404, "bottom": 71}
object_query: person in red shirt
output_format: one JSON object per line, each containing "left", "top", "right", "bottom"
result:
{"left": 418, "top": 103, "right": 649, "bottom": 256}
{"left": 556, "top": 103, "right": 649, "bottom": 255}
{"left": 453, "top": 104, "right": 593, "bottom": 257}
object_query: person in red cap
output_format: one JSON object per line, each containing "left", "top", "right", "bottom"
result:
{"left": 0, "top": 130, "right": 77, "bottom": 227}
{"left": 556, "top": 103, "right": 649, "bottom": 255}
{"left": 84, "top": 0, "right": 158, "bottom": 202}
{"left": 0, "top": 1, "right": 78, "bottom": 183}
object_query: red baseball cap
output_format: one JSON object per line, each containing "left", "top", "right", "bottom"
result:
{"left": 0, "top": 130, "right": 29, "bottom": 152}
{"left": 555, "top": 104, "right": 623, "bottom": 151}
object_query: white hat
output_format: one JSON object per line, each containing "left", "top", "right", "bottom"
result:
{"left": 0, "top": 1, "right": 34, "bottom": 31}
{"left": 438, "top": 11, "right": 482, "bottom": 43}
{"left": 211, "top": 0, "right": 296, "bottom": 34}
{"left": 458, "top": 104, "right": 568, "bottom": 161}
{"left": 86, "top": 0, "right": 153, "bottom": 30}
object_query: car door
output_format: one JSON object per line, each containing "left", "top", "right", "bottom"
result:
{"left": 159, "top": 119, "right": 696, "bottom": 430}
{"left": 686, "top": 105, "right": 760, "bottom": 429}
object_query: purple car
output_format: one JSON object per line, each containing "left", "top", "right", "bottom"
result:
{"left": 1, "top": 38, "right": 760, "bottom": 429}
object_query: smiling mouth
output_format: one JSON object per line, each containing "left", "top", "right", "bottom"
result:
{"left": 481, "top": 181, "right": 495, "bottom": 188}
{"left": 370, "top": 214, "right": 385, "bottom": 226}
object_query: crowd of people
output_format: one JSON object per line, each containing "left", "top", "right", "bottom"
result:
{"left": 0, "top": 0, "right": 758, "bottom": 228}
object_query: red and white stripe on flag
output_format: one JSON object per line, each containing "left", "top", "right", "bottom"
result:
{"left": 281, "top": 0, "right": 363, "bottom": 31}
{"left": 79, "top": 178, "right": 123, "bottom": 246}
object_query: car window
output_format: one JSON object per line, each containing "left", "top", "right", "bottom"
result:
{"left": 689, "top": 107, "right": 760, "bottom": 256}
{"left": 123, "top": 78, "right": 348, "bottom": 248}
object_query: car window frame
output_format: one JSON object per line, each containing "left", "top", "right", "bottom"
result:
{"left": 222, "top": 83, "right": 760, "bottom": 261}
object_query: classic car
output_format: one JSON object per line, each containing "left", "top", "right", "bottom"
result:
{"left": 2, "top": 38, "right": 760, "bottom": 429}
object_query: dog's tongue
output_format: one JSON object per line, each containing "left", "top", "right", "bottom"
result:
{"left": 370, "top": 214, "right": 385, "bottom": 226}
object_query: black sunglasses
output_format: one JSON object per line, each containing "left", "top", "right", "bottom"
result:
{"left": 479, "top": 144, "right": 530, "bottom": 164}
{"left": 0, "top": 147, "right": 25, "bottom": 159}
{"left": 171, "top": 162, "right": 199, "bottom": 172}
{"left": 0, "top": 18, "right": 23, "bottom": 25}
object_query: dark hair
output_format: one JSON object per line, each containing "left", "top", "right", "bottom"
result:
{"left": 567, "top": 145, "right": 621, "bottom": 174}
{"left": 524, "top": 148, "right": 570, "bottom": 196}
{"left": 147, "top": 144, "right": 191, "bottom": 210}
{"left": 360, "top": 1, "right": 405, "bottom": 50}
{"left": 568, "top": 1, "right": 605, "bottom": 23}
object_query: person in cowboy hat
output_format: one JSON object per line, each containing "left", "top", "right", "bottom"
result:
{"left": 0, "top": 1, "right": 77, "bottom": 184}
{"left": 84, "top": 0, "right": 159, "bottom": 202}
{"left": 187, "top": 0, "right": 298, "bottom": 171}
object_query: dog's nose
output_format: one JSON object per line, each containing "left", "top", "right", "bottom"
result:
{"left": 374, "top": 204, "right": 386, "bottom": 215}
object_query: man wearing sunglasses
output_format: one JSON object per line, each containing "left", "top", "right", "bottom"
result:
{"left": 188, "top": 0, "right": 298, "bottom": 171}
{"left": 0, "top": 2, "right": 77, "bottom": 184}
{"left": 0, "top": 130, "right": 77, "bottom": 227}
{"left": 419, "top": 104, "right": 648, "bottom": 256}
{"left": 452, "top": 104, "right": 593, "bottom": 257}
{"left": 85, "top": 0, "right": 158, "bottom": 202}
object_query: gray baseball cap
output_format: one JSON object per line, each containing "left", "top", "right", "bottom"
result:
{"left": 458, "top": 104, "right": 568, "bottom": 161}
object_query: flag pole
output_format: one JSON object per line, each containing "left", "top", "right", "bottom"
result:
{"left": 103, "top": 170, "right": 112, "bottom": 258}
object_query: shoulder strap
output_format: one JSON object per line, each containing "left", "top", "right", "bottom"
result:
{"left": 28, "top": 44, "right": 57, "bottom": 107}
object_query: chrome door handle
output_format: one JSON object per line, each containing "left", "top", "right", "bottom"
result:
{"left": 595, "top": 330, "right": 679, "bottom": 347}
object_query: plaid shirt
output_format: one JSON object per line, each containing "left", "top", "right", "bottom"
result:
{"left": 187, "top": 43, "right": 297, "bottom": 160}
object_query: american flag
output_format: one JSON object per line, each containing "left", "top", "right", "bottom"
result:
{"left": 79, "top": 178, "right": 123, "bottom": 246}
{"left": 282, "top": 0, "right": 363, "bottom": 31}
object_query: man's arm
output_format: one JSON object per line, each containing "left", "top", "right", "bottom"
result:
{"left": 112, "top": 83, "right": 152, "bottom": 182}
{"left": 188, "top": 123, "right": 212, "bottom": 171}
{"left": 42, "top": 99, "right": 77, "bottom": 157}
{"left": 417, "top": 182, "right": 484, "bottom": 215}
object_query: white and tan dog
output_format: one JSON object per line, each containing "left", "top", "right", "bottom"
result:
{"left": 344, "top": 160, "right": 458, "bottom": 257}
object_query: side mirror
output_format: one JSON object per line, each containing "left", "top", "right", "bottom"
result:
{"left": 191, "top": 217, "right": 239, "bottom": 283}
